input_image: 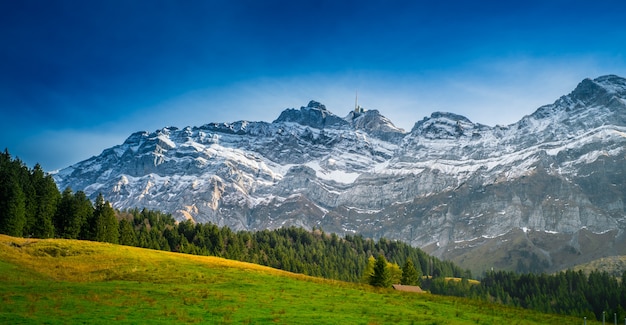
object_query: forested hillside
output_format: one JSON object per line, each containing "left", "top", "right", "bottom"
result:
{"left": 478, "top": 270, "right": 626, "bottom": 321}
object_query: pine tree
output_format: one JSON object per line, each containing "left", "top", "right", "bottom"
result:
{"left": 54, "top": 188, "right": 73, "bottom": 237}
{"left": 0, "top": 150, "right": 26, "bottom": 237}
{"left": 93, "top": 193, "right": 119, "bottom": 244}
{"left": 29, "top": 164, "right": 58, "bottom": 238}
{"left": 401, "top": 259, "right": 421, "bottom": 286}
{"left": 118, "top": 218, "right": 137, "bottom": 246}
{"left": 0, "top": 172, "right": 26, "bottom": 237}
{"left": 370, "top": 254, "right": 391, "bottom": 287}
{"left": 19, "top": 163, "right": 36, "bottom": 236}
{"left": 54, "top": 188, "right": 93, "bottom": 239}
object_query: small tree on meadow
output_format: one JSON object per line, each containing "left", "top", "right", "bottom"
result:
{"left": 370, "top": 254, "right": 391, "bottom": 287}
{"left": 401, "top": 259, "right": 421, "bottom": 286}
{"left": 388, "top": 261, "right": 402, "bottom": 285}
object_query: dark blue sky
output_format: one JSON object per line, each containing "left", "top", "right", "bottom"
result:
{"left": 2, "top": 0, "right": 625, "bottom": 170}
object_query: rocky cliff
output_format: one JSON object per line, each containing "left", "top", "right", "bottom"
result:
{"left": 54, "top": 75, "right": 626, "bottom": 274}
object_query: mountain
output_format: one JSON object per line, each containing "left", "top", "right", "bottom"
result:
{"left": 54, "top": 75, "right": 626, "bottom": 275}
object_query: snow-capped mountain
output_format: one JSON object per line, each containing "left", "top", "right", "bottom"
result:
{"left": 54, "top": 75, "right": 626, "bottom": 274}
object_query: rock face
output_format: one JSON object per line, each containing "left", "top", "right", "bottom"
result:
{"left": 54, "top": 75, "right": 626, "bottom": 274}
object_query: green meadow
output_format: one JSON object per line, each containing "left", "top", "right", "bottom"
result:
{"left": 0, "top": 235, "right": 591, "bottom": 324}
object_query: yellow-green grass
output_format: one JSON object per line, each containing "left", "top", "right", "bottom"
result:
{"left": 0, "top": 235, "right": 592, "bottom": 324}
{"left": 443, "top": 277, "right": 481, "bottom": 285}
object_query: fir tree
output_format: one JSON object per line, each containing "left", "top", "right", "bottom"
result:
{"left": 118, "top": 218, "right": 137, "bottom": 246}
{"left": 54, "top": 188, "right": 93, "bottom": 239}
{"left": 54, "top": 188, "right": 74, "bottom": 238}
{"left": 0, "top": 150, "right": 26, "bottom": 237}
{"left": 401, "top": 259, "right": 421, "bottom": 286}
{"left": 93, "top": 193, "right": 119, "bottom": 244}
{"left": 29, "top": 164, "right": 58, "bottom": 238}
{"left": 370, "top": 254, "right": 391, "bottom": 287}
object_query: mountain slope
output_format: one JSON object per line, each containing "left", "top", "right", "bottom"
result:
{"left": 54, "top": 75, "right": 626, "bottom": 274}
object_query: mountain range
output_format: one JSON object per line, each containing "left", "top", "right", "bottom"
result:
{"left": 54, "top": 75, "right": 626, "bottom": 275}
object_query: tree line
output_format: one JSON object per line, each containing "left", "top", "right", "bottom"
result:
{"left": 474, "top": 269, "right": 626, "bottom": 321}
{"left": 411, "top": 261, "right": 626, "bottom": 321}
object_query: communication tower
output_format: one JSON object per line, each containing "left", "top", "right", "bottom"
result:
{"left": 354, "top": 91, "right": 364, "bottom": 113}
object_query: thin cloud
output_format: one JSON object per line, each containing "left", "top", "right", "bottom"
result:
{"left": 143, "top": 56, "right": 625, "bottom": 135}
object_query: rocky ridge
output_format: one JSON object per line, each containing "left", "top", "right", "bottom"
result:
{"left": 54, "top": 75, "right": 626, "bottom": 274}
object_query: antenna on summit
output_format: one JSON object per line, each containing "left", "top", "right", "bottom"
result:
{"left": 354, "top": 90, "right": 364, "bottom": 113}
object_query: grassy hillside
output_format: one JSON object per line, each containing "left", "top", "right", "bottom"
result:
{"left": 573, "top": 255, "right": 626, "bottom": 277}
{"left": 0, "top": 235, "right": 589, "bottom": 324}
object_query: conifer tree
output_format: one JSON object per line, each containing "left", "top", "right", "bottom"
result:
{"left": 93, "top": 193, "right": 119, "bottom": 244}
{"left": 29, "top": 164, "right": 59, "bottom": 238}
{"left": 0, "top": 150, "right": 26, "bottom": 237}
{"left": 54, "top": 188, "right": 93, "bottom": 239}
{"left": 118, "top": 218, "right": 137, "bottom": 246}
{"left": 370, "top": 254, "right": 391, "bottom": 287}
{"left": 19, "top": 163, "right": 36, "bottom": 236}
{"left": 54, "top": 188, "right": 73, "bottom": 237}
{"left": 401, "top": 259, "right": 421, "bottom": 286}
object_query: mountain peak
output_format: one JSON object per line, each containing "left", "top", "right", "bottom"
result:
{"left": 305, "top": 100, "right": 327, "bottom": 111}
{"left": 429, "top": 112, "right": 473, "bottom": 123}
{"left": 346, "top": 109, "right": 405, "bottom": 142}
{"left": 568, "top": 78, "right": 608, "bottom": 104}
{"left": 593, "top": 74, "right": 626, "bottom": 94}
{"left": 410, "top": 112, "right": 477, "bottom": 139}
{"left": 273, "top": 101, "right": 349, "bottom": 129}
{"left": 567, "top": 75, "right": 626, "bottom": 104}
{"left": 520, "top": 75, "right": 626, "bottom": 137}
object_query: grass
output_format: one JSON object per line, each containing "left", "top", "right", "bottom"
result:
{"left": 573, "top": 255, "right": 626, "bottom": 277}
{"left": 0, "top": 234, "right": 595, "bottom": 324}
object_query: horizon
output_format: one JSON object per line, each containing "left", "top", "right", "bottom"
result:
{"left": 1, "top": 1, "right": 625, "bottom": 171}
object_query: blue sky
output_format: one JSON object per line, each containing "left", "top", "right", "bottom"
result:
{"left": 1, "top": 0, "right": 626, "bottom": 171}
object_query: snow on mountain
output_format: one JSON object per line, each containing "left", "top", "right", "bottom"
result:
{"left": 54, "top": 75, "right": 626, "bottom": 274}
